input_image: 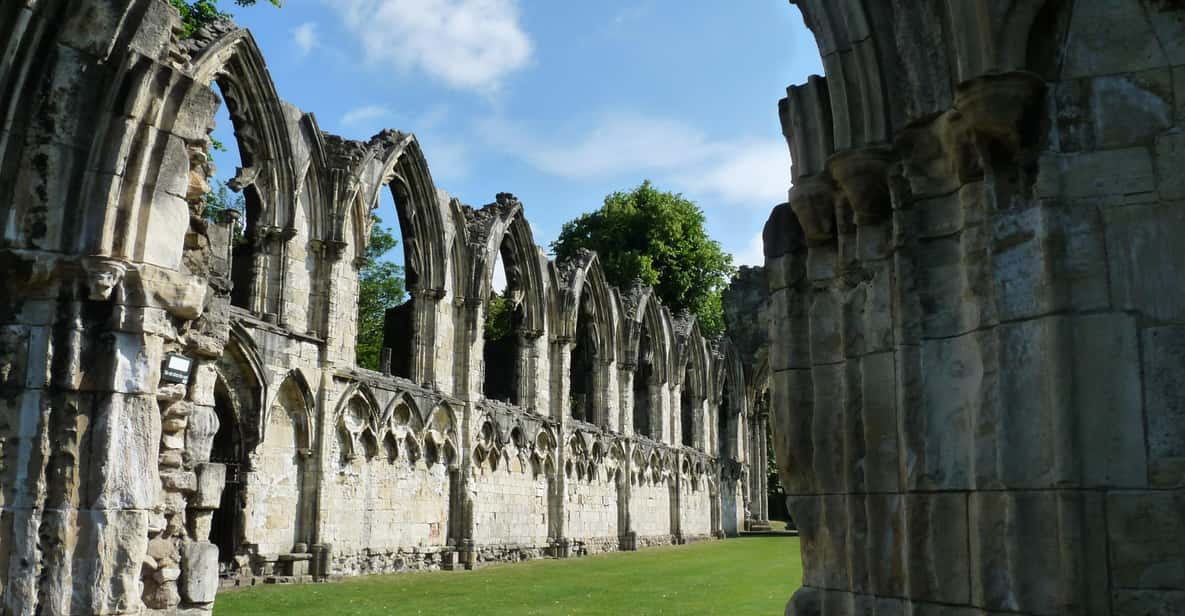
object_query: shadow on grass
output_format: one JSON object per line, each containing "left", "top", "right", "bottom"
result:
{"left": 733, "top": 530, "right": 798, "bottom": 539}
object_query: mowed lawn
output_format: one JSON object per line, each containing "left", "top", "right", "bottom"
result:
{"left": 215, "top": 535, "right": 801, "bottom": 616}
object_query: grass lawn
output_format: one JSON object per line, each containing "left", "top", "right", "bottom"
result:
{"left": 215, "top": 535, "right": 801, "bottom": 616}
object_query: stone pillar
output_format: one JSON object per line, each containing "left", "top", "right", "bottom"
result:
{"left": 756, "top": 413, "right": 769, "bottom": 524}
{"left": 411, "top": 287, "right": 444, "bottom": 387}
{"left": 768, "top": 2, "right": 1185, "bottom": 612}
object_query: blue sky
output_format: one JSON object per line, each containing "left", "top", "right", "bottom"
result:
{"left": 209, "top": 0, "right": 821, "bottom": 274}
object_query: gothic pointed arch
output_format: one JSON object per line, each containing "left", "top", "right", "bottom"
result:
{"left": 215, "top": 324, "right": 269, "bottom": 451}
{"left": 185, "top": 22, "right": 300, "bottom": 232}
{"left": 676, "top": 317, "right": 709, "bottom": 451}
{"left": 469, "top": 195, "right": 549, "bottom": 335}
{"left": 625, "top": 284, "right": 670, "bottom": 439}
{"left": 266, "top": 369, "right": 316, "bottom": 451}
{"left": 346, "top": 130, "right": 448, "bottom": 294}
{"left": 558, "top": 250, "right": 618, "bottom": 357}
{"left": 558, "top": 251, "right": 619, "bottom": 426}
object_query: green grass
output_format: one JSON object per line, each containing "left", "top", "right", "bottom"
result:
{"left": 215, "top": 536, "right": 802, "bottom": 616}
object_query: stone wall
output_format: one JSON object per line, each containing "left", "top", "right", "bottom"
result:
{"left": 563, "top": 474, "right": 621, "bottom": 551}
{"left": 469, "top": 462, "right": 551, "bottom": 549}
{"left": 765, "top": 1, "right": 1185, "bottom": 614}
{"left": 0, "top": 2, "right": 773, "bottom": 613}
{"left": 629, "top": 481, "right": 675, "bottom": 542}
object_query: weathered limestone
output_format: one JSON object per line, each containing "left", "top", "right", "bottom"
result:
{"left": 0, "top": 2, "right": 765, "bottom": 613}
{"left": 766, "top": 1, "right": 1185, "bottom": 614}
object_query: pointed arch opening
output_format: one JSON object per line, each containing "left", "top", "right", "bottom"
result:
{"left": 210, "top": 377, "right": 244, "bottom": 567}
{"left": 633, "top": 325, "right": 655, "bottom": 438}
{"left": 681, "top": 360, "right": 697, "bottom": 448}
{"left": 483, "top": 243, "right": 524, "bottom": 404}
{"left": 570, "top": 288, "right": 598, "bottom": 423}
{"left": 479, "top": 204, "right": 546, "bottom": 407}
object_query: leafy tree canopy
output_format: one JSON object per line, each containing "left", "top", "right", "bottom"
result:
{"left": 356, "top": 217, "right": 406, "bottom": 370}
{"left": 171, "top": 0, "right": 281, "bottom": 38}
{"left": 551, "top": 181, "right": 735, "bottom": 337}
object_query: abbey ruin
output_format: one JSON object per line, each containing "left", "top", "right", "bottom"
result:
{"left": 4, "top": 0, "right": 1185, "bottom": 614}
{"left": 0, "top": 3, "right": 775, "bottom": 613}
{"left": 767, "top": 0, "right": 1185, "bottom": 614}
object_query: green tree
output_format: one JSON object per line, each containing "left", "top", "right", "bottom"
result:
{"left": 356, "top": 217, "right": 406, "bottom": 370}
{"left": 484, "top": 292, "right": 514, "bottom": 342}
{"left": 551, "top": 181, "right": 735, "bottom": 337}
{"left": 202, "top": 182, "right": 244, "bottom": 223}
{"left": 170, "top": 0, "right": 281, "bottom": 38}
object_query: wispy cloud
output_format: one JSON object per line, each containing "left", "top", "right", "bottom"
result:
{"left": 292, "top": 22, "right": 318, "bottom": 56}
{"left": 613, "top": 4, "right": 650, "bottom": 26}
{"left": 675, "top": 140, "right": 789, "bottom": 206}
{"left": 340, "top": 105, "right": 390, "bottom": 129}
{"left": 733, "top": 231, "right": 766, "bottom": 267}
{"left": 479, "top": 111, "right": 789, "bottom": 207}
{"left": 325, "top": 0, "right": 532, "bottom": 93}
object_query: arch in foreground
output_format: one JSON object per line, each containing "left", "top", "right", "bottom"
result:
{"left": 765, "top": 1, "right": 1185, "bottom": 613}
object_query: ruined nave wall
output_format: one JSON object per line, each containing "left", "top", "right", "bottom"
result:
{"left": 0, "top": 2, "right": 760, "bottom": 613}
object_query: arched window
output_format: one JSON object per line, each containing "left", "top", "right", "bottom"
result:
{"left": 483, "top": 241, "right": 525, "bottom": 404}
{"left": 370, "top": 184, "right": 412, "bottom": 376}
{"left": 570, "top": 292, "right": 597, "bottom": 423}
{"left": 681, "top": 362, "right": 695, "bottom": 447}
{"left": 205, "top": 81, "right": 267, "bottom": 315}
{"left": 718, "top": 380, "right": 732, "bottom": 459}
{"left": 633, "top": 327, "right": 654, "bottom": 437}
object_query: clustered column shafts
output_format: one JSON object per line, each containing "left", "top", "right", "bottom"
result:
{"left": 765, "top": 1, "right": 1185, "bottom": 614}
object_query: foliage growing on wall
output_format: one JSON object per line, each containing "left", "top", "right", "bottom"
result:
{"left": 170, "top": 0, "right": 281, "bottom": 38}
{"left": 356, "top": 216, "right": 405, "bottom": 370}
{"left": 551, "top": 181, "right": 735, "bottom": 337}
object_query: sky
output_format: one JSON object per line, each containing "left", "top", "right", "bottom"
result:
{"left": 208, "top": 0, "right": 823, "bottom": 278}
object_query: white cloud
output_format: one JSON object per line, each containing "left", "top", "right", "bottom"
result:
{"left": 676, "top": 140, "right": 789, "bottom": 206}
{"left": 481, "top": 112, "right": 707, "bottom": 179}
{"left": 479, "top": 111, "right": 789, "bottom": 207}
{"left": 340, "top": 105, "right": 390, "bottom": 128}
{"left": 292, "top": 22, "right": 318, "bottom": 56}
{"left": 327, "top": 0, "right": 532, "bottom": 92}
{"left": 733, "top": 231, "right": 765, "bottom": 267}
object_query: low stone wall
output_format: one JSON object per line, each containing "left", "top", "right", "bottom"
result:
{"left": 630, "top": 481, "right": 674, "bottom": 539}
{"left": 565, "top": 476, "right": 621, "bottom": 542}
{"left": 470, "top": 462, "right": 551, "bottom": 548}
{"left": 678, "top": 486, "right": 714, "bottom": 538}
{"left": 330, "top": 546, "right": 451, "bottom": 577}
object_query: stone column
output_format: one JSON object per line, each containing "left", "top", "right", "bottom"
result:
{"left": 756, "top": 413, "right": 769, "bottom": 523}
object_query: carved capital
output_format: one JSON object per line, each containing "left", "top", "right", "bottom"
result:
{"left": 943, "top": 71, "right": 1046, "bottom": 182}
{"left": 324, "top": 240, "right": 348, "bottom": 262}
{"left": 413, "top": 287, "right": 447, "bottom": 301}
{"left": 82, "top": 257, "right": 128, "bottom": 301}
{"left": 826, "top": 147, "right": 894, "bottom": 226}
{"left": 788, "top": 174, "right": 838, "bottom": 246}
